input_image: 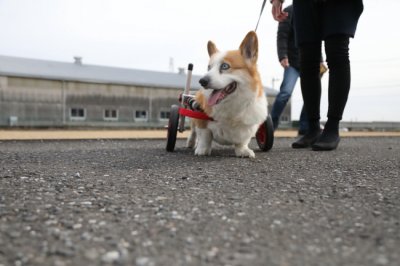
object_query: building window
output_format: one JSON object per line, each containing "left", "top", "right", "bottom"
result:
{"left": 70, "top": 107, "right": 86, "bottom": 120}
{"left": 280, "top": 115, "right": 290, "bottom": 123}
{"left": 104, "top": 109, "right": 118, "bottom": 121}
{"left": 159, "top": 110, "right": 170, "bottom": 120}
{"left": 134, "top": 110, "right": 148, "bottom": 121}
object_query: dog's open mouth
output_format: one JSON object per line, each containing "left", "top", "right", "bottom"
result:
{"left": 207, "top": 82, "right": 237, "bottom": 106}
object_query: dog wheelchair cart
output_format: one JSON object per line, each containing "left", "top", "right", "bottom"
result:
{"left": 166, "top": 64, "right": 274, "bottom": 152}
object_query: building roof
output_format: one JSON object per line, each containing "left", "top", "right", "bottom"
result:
{"left": 0, "top": 55, "right": 277, "bottom": 95}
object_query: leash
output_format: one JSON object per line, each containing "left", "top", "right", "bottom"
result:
{"left": 254, "top": 0, "right": 267, "bottom": 32}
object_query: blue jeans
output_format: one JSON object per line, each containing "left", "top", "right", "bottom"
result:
{"left": 271, "top": 66, "right": 308, "bottom": 132}
{"left": 298, "top": 106, "right": 309, "bottom": 134}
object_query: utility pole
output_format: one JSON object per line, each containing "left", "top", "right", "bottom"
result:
{"left": 169, "top": 57, "right": 174, "bottom": 72}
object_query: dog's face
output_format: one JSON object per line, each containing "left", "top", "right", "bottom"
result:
{"left": 198, "top": 31, "right": 262, "bottom": 107}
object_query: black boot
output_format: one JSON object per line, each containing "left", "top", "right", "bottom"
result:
{"left": 292, "top": 129, "right": 322, "bottom": 148}
{"left": 312, "top": 119, "right": 340, "bottom": 151}
{"left": 292, "top": 120, "right": 321, "bottom": 148}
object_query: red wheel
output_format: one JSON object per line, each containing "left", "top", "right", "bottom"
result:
{"left": 166, "top": 105, "right": 180, "bottom": 152}
{"left": 256, "top": 115, "right": 274, "bottom": 151}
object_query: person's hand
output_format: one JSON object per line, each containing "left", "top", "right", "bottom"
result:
{"left": 280, "top": 58, "right": 289, "bottom": 68}
{"left": 271, "top": 0, "right": 288, "bottom": 22}
{"left": 320, "top": 62, "right": 328, "bottom": 77}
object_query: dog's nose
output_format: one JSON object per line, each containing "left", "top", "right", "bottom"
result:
{"left": 199, "top": 77, "right": 210, "bottom": 87}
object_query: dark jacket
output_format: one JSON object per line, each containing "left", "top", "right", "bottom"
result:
{"left": 276, "top": 5, "right": 300, "bottom": 70}
{"left": 292, "top": 0, "right": 364, "bottom": 44}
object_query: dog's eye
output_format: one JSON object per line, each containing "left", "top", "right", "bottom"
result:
{"left": 207, "top": 65, "right": 211, "bottom": 71}
{"left": 220, "top": 63, "right": 230, "bottom": 71}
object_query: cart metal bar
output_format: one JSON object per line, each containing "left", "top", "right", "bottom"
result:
{"left": 178, "top": 63, "right": 193, "bottom": 132}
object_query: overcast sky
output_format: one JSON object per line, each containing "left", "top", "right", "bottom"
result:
{"left": 1, "top": 0, "right": 399, "bottom": 122}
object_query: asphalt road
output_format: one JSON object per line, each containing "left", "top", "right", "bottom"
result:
{"left": 0, "top": 137, "right": 399, "bottom": 266}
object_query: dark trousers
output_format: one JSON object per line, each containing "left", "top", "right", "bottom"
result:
{"left": 293, "top": 0, "right": 363, "bottom": 131}
{"left": 299, "top": 35, "right": 350, "bottom": 128}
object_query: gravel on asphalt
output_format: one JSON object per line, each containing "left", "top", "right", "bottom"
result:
{"left": 0, "top": 137, "right": 399, "bottom": 266}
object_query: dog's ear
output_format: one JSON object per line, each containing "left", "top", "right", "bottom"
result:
{"left": 239, "top": 31, "right": 258, "bottom": 64}
{"left": 207, "top": 41, "right": 218, "bottom": 57}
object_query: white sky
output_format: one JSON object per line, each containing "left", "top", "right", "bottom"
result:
{"left": 0, "top": 0, "right": 399, "bottom": 122}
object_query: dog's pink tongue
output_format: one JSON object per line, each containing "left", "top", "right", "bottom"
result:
{"left": 208, "top": 90, "right": 224, "bottom": 106}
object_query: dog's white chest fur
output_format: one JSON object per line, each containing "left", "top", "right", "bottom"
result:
{"left": 207, "top": 86, "right": 267, "bottom": 145}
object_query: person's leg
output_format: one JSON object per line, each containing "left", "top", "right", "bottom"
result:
{"left": 312, "top": 34, "right": 351, "bottom": 151}
{"left": 270, "top": 66, "right": 299, "bottom": 130}
{"left": 299, "top": 41, "right": 322, "bottom": 130}
{"left": 292, "top": 41, "right": 322, "bottom": 148}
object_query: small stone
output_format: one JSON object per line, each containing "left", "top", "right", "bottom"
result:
{"left": 84, "top": 249, "right": 99, "bottom": 260}
{"left": 155, "top": 196, "right": 168, "bottom": 201}
{"left": 54, "top": 260, "right": 66, "bottom": 266}
{"left": 207, "top": 247, "right": 219, "bottom": 258}
{"left": 186, "top": 236, "right": 194, "bottom": 244}
{"left": 45, "top": 220, "right": 58, "bottom": 226}
{"left": 73, "top": 224, "right": 82, "bottom": 229}
{"left": 273, "top": 220, "right": 282, "bottom": 225}
{"left": 136, "top": 257, "right": 154, "bottom": 266}
{"left": 375, "top": 255, "right": 389, "bottom": 265}
{"left": 81, "top": 232, "right": 91, "bottom": 240}
{"left": 232, "top": 252, "right": 257, "bottom": 261}
{"left": 372, "top": 210, "right": 382, "bottom": 217}
{"left": 102, "top": 251, "right": 120, "bottom": 263}
{"left": 355, "top": 222, "right": 364, "bottom": 228}
{"left": 74, "top": 172, "right": 81, "bottom": 178}
{"left": 143, "top": 240, "right": 153, "bottom": 247}
{"left": 8, "top": 231, "right": 21, "bottom": 238}
{"left": 171, "top": 211, "right": 183, "bottom": 220}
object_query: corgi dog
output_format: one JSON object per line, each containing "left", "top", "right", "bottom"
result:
{"left": 187, "top": 31, "right": 267, "bottom": 158}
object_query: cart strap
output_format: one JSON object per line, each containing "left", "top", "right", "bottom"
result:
{"left": 179, "top": 108, "right": 213, "bottom": 121}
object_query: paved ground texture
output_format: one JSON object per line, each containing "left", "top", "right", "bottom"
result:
{"left": 0, "top": 137, "right": 399, "bottom": 266}
{"left": 1, "top": 129, "right": 400, "bottom": 140}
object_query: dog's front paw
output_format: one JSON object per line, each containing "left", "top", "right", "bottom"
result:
{"left": 235, "top": 147, "right": 255, "bottom": 158}
{"left": 195, "top": 147, "right": 211, "bottom": 156}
